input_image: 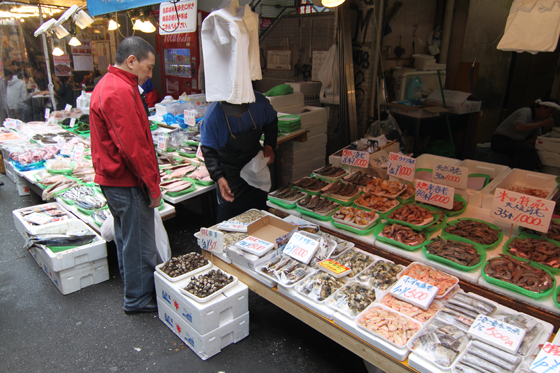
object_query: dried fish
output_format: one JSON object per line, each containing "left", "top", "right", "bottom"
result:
{"left": 485, "top": 254, "right": 554, "bottom": 293}
{"left": 293, "top": 177, "right": 329, "bottom": 191}
{"left": 314, "top": 164, "right": 346, "bottom": 178}
{"left": 388, "top": 204, "right": 434, "bottom": 225}
{"left": 297, "top": 195, "right": 339, "bottom": 215}
{"left": 425, "top": 237, "right": 480, "bottom": 267}
{"left": 449, "top": 293, "right": 497, "bottom": 316}
{"left": 444, "top": 219, "right": 501, "bottom": 246}
{"left": 380, "top": 224, "right": 426, "bottom": 246}
{"left": 508, "top": 237, "right": 560, "bottom": 268}
{"left": 521, "top": 219, "right": 560, "bottom": 242}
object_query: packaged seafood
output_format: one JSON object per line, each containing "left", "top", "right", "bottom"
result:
{"left": 365, "top": 178, "right": 407, "bottom": 199}
{"left": 18, "top": 204, "right": 71, "bottom": 226}
{"left": 156, "top": 252, "right": 211, "bottom": 282}
{"left": 45, "top": 158, "right": 73, "bottom": 172}
{"left": 319, "top": 232, "right": 354, "bottom": 256}
{"left": 268, "top": 186, "right": 307, "bottom": 204}
{"left": 491, "top": 310, "right": 544, "bottom": 356}
{"left": 398, "top": 183, "right": 416, "bottom": 201}
{"left": 520, "top": 218, "right": 560, "bottom": 242}
{"left": 444, "top": 219, "right": 503, "bottom": 248}
{"left": 293, "top": 176, "right": 329, "bottom": 192}
{"left": 387, "top": 204, "right": 435, "bottom": 228}
{"left": 424, "top": 237, "right": 484, "bottom": 270}
{"left": 332, "top": 207, "right": 378, "bottom": 229}
{"left": 355, "top": 194, "right": 399, "bottom": 213}
{"left": 344, "top": 171, "right": 377, "bottom": 187}
{"left": 325, "top": 282, "right": 377, "bottom": 318}
{"left": 452, "top": 340, "right": 521, "bottom": 373}
{"left": 91, "top": 208, "right": 111, "bottom": 226}
{"left": 322, "top": 182, "right": 361, "bottom": 199}
{"left": 357, "top": 260, "right": 403, "bottom": 290}
{"left": 436, "top": 307, "right": 475, "bottom": 331}
{"left": 447, "top": 292, "right": 497, "bottom": 317}
{"left": 331, "top": 248, "right": 375, "bottom": 277}
{"left": 297, "top": 195, "right": 339, "bottom": 217}
{"left": 10, "top": 146, "right": 58, "bottom": 165}
{"left": 57, "top": 185, "right": 97, "bottom": 204}
{"left": 294, "top": 271, "right": 348, "bottom": 302}
{"left": 381, "top": 293, "right": 441, "bottom": 323}
{"left": 506, "top": 236, "right": 560, "bottom": 270}
{"left": 356, "top": 305, "right": 422, "bottom": 347}
{"left": 312, "top": 164, "right": 348, "bottom": 180}
{"left": 228, "top": 209, "right": 266, "bottom": 224}
{"left": 425, "top": 210, "right": 447, "bottom": 233}
{"left": 377, "top": 223, "right": 427, "bottom": 248}
{"left": 399, "top": 262, "right": 459, "bottom": 298}
{"left": 74, "top": 194, "right": 107, "bottom": 211}
{"left": 257, "top": 256, "right": 314, "bottom": 287}
{"left": 297, "top": 231, "right": 336, "bottom": 268}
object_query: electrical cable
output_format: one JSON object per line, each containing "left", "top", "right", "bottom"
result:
{"left": 149, "top": 0, "right": 181, "bottom": 33}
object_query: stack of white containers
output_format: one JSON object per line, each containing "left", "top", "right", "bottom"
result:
{"left": 154, "top": 264, "right": 249, "bottom": 360}
{"left": 536, "top": 131, "right": 560, "bottom": 174}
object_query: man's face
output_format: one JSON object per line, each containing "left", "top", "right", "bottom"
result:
{"left": 130, "top": 53, "right": 155, "bottom": 85}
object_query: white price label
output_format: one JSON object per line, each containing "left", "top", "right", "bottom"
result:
{"left": 341, "top": 149, "right": 369, "bottom": 168}
{"left": 235, "top": 236, "right": 274, "bottom": 256}
{"left": 217, "top": 221, "right": 250, "bottom": 232}
{"left": 491, "top": 188, "right": 555, "bottom": 233}
{"left": 469, "top": 315, "right": 526, "bottom": 354}
{"left": 71, "top": 143, "right": 85, "bottom": 162}
{"left": 283, "top": 232, "right": 320, "bottom": 264}
{"left": 56, "top": 136, "right": 65, "bottom": 148}
{"left": 157, "top": 136, "right": 168, "bottom": 151}
{"left": 415, "top": 179, "right": 455, "bottom": 209}
{"left": 60, "top": 143, "right": 74, "bottom": 156}
{"left": 15, "top": 120, "right": 23, "bottom": 132}
{"left": 69, "top": 118, "right": 76, "bottom": 128}
{"left": 432, "top": 164, "right": 469, "bottom": 190}
{"left": 44, "top": 108, "right": 50, "bottom": 119}
{"left": 64, "top": 104, "right": 72, "bottom": 112}
{"left": 531, "top": 343, "right": 560, "bottom": 373}
{"left": 196, "top": 143, "right": 204, "bottom": 161}
{"left": 387, "top": 152, "right": 416, "bottom": 182}
{"left": 390, "top": 275, "right": 438, "bottom": 310}
{"left": 184, "top": 110, "right": 196, "bottom": 126}
{"left": 198, "top": 228, "right": 224, "bottom": 254}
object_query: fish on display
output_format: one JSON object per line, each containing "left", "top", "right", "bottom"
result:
{"left": 24, "top": 230, "right": 96, "bottom": 249}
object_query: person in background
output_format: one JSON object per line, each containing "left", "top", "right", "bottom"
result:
{"left": 90, "top": 36, "right": 160, "bottom": 315}
{"left": 31, "top": 67, "right": 48, "bottom": 91}
{"left": 37, "top": 75, "right": 75, "bottom": 110}
{"left": 5, "top": 69, "right": 27, "bottom": 119}
{"left": 92, "top": 69, "right": 103, "bottom": 87}
{"left": 141, "top": 78, "right": 159, "bottom": 108}
{"left": 491, "top": 98, "right": 559, "bottom": 170}
{"left": 0, "top": 71, "right": 8, "bottom": 123}
{"left": 21, "top": 72, "right": 36, "bottom": 122}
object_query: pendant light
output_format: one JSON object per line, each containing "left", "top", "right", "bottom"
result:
{"left": 311, "top": 0, "right": 345, "bottom": 7}
{"left": 108, "top": 19, "right": 120, "bottom": 31}
{"left": 132, "top": 18, "right": 143, "bottom": 30}
{"left": 141, "top": 20, "right": 155, "bottom": 33}
{"left": 52, "top": 47, "right": 64, "bottom": 56}
{"left": 68, "top": 36, "right": 81, "bottom": 46}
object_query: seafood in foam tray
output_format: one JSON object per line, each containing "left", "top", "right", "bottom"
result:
{"left": 508, "top": 185, "right": 549, "bottom": 198}
{"left": 297, "top": 195, "right": 339, "bottom": 214}
{"left": 295, "top": 272, "right": 347, "bottom": 301}
{"left": 380, "top": 224, "right": 426, "bottom": 246}
{"left": 208, "top": 224, "right": 248, "bottom": 246}
{"left": 357, "top": 260, "right": 403, "bottom": 290}
{"left": 521, "top": 219, "right": 560, "bottom": 241}
{"left": 388, "top": 204, "right": 434, "bottom": 225}
{"left": 381, "top": 294, "right": 440, "bottom": 323}
{"left": 293, "top": 177, "right": 329, "bottom": 191}
{"left": 92, "top": 209, "right": 111, "bottom": 226}
{"left": 24, "top": 230, "right": 96, "bottom": 249}
{"left": 400, "top": 263, "right": 458, "bottom": 297}
{"left": 333, "top": 206, "right": 377, "bottom": 227}
{"left": 313, "top": 164, "right": 346, "bottom": 178}
{"left": 229, "top": 210, "right": 266, "bottom": 224}
{"left": 183, "top": 269, "right": 234, "bottom": 298}
{"left": 319, "top": 232, "right": 354, "bottom": 256}
{"left": 344, "top": 171, "right": 376, "bottom": 186}
{"left": 454, "top": 340, "right": 521, "bottom": 373}
{"left": 425, "top": 237, "right": 481, "bottom": 267}
{"left": 484, "top": 254, "right": 554, "bottom": 293}
{"left": 322, "top": 182, "right": 359, "bottom": 198}
{"left": 333, "top": 248, "right": 375, "bottom": 277}
{"left": 399, "top": 184, "right": 415, "bottom": 200}
{"left": 74, "top": 194, "right": 107, "bottom": 210}
{"left": 160, "top": 179, "right": 193, "bottom": 193}
{"left": 258, "top": 256, "right": 311, "bottom": 286}
{"left": 447, "top": 292, "right": 496, "bottom": 316}
{"left": 492, "top": 310, "right": 544, "bottom": 356}
{"left": 159, "top": 253, "right": 209, "bottom": 278}
{"left": 365, "top": 178, "right": 406, "bottom": 197}
{"left": 268, "top": 186, "right": 306, "bottom": 201}
{"left": 508, "top": 237, "right": 560, "bottom": 268}
{"left": 357, "top": 306, "right": 421, "bottom": 347}
{"left": 325, "top": 282, "right": 377, "bottom": 317}
{"left": 355, "top": 194, "right": 399, "bottom": 212}
{"left": 444, "top": 219, "right": 501, "bottom": 245}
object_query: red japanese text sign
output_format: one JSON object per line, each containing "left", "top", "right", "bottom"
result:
{"left": 387, "top": 152, "right": 416, "bottom": 182}
{"left": 491, "top": 188, "right": 555, "bottom": 233}
{"left": 341, "top": 149, "right": 369, "bottom": 168}
{"left": 415, "top": 180, "right": 455, "bottom": 209}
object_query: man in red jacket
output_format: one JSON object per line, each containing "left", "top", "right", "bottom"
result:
{"left": 90, "top": 37, "right": 160, "bottom": 314}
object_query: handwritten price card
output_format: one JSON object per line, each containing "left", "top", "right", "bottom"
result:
{"left": 387, "top": 152, "right": 416, "bottom": 182}
{"left": 157, "top": 136, "right": 168, "bottom": 151}
{"left": 341, "top": 149, "right": 370, "bottom": 168}
{"left": 390, "top": 275, "right": 438, "bottom": 310}
{"left": 283, "top": 232, "right": 319, "bottom": 264}
{"left": 184, "top": 110, "right": 196, "bottom": 126}
{"left": 432, "top": 164, "right": 469, "bottom": 190}
{"left": 469, "top": 315, "right": 525, "bottom": 354}
{"left": 491, "top": 188, "right": 555, "bottom": 233}
{"left": 235, "top": 236, "right": 274, "bottom": 257}
{"left": 198, "top": 228, "right": 224, "bottom": 254}
{"left": 196, "top": 144, "right": 205, "bottom": 162}
{"left": 531, "top": 343, "right": 560, "bottom": 373}
{"left": 317, "top": 259, "right": 351, "bottom": 277}
{"left": 69, "top": 118, "right": 77, "bottom": 128}
{"left": 217, "top": 221, "right": 250, "bottom": 232}
{"left": 71, "top": 143, "right": 85, "bottom": 162}
{"left": 415, "top": 180, "right": 455, "bottom": 209}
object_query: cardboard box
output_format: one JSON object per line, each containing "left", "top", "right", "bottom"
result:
{"left": 426, "top": 90, "right": 481, "bottom": 115}
{"left": 246, "top": 215, "right": 298, "bottom": 249}
{"left": 536, "top": 132, "right": 560, "bottom": 153}
{"left": 538, "top": 150, "right": 560, "bottom": 167}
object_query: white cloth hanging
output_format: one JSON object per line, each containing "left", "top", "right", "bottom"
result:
{"left": 318, "top": 44, "right": 340, "bottom": 105}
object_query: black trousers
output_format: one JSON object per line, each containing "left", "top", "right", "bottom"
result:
{"left": 491, "top": 134, "right": 541, "bottom": 171}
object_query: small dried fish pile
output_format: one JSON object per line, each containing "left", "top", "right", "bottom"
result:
{"left": 333, "top": 206, "right": 377, "bottom": 227}
{"left": 325, "top": 282, "right": 376, "bottom": 317}
{"left": 92, "top": 209, "right": 111, "bottom": 226}
{"left": 432, "top": 211, "right": 445, "bottom": 227}
{"left": 444, "top": 220, "right": 501, "bottom": 245}
{"left": 72, "top": 163, "right": 95, "bottom": 183}
{"left": 41, "top": 178, "right": 79, "bottom": 200}
{"left": 425, "top": 237, "right": 480, "bottom": 267}
{"left": 357, "top": 260, "right": 403, "bottom": 290}
{"left": 381, "top": 294, "right": 440, "bottom": 323}
{"left": 355, "top": 194, "right": 398, "bottom": 212}
{"left": 322, "top": 182, "right": 359, "bottom": 197}
{"left": 314, "top": 165, "right": 346, "bottom": 178}
{"left": 508, "top": 237, "right": 560, "bottom": 268}
{"left": 160, "top": 253, "right": 209, "bottom": 278}
{"left": 160, "top": 179, "right": 193, "bottom": 193}
{"left": 229, "top": 210, "right": 266, "bottom": 224}
{"left": 410, "top": 318, "right": 469, "bottom": 367}
{"left": 388, "top": 204, "right": 433, "bottom": 225}
{"left": 183, "top": 269, "right": 234, "bottom": 298}
{"left": 297, "top": 195, "right": 339, "bottom": 215}
{"left": 399, "top": 184, "right": 415, "bottom": 200}
{"left": 292, "top": 177, "right": 328, "bottom": 191}
{"left": 334, "top": 248, "right": 375, "bottom": 277}
{"left": 345, "top": 171, "right": 376, "bottom": 186}
{"left": 258, "top": 256, "right": 311, "bottom": 285}
{"left": 74, "top": 194, "right": 107, "bottom": 210}
{"left": 161, "top": 164, "right": 197, "bottom": 181}
{"left": 485, "top": 254, "right": 554, "bottom": 293}
{"left": 450, "top": 199, "right": 465, "bottom": 212}
{"left": 319, "top": 232, "right": 353, "bottom": 256}
{"left": 454, "top": 340, "right": 521, "bottom": 373}
{"left": 208, "top": 224, "right": 248, "bottom": 246}
{"left": 492, "top": 310, "right": 544, "bottom": 356}
{"left": 380, "top": 224, "right": 426, "bottom": 246}
{"left": 365, "top": 178, "right": 405, "bottom": 197}
{"left": 521, "top": 219, "right": 560, "bottom": 241}
{"left": 357, "top": 306, "right": 421, "bottom": 346}
{"left": 59, "top": 186, "right": 96, "bottom": 203}
{"left": 269, "top": 186, "right": 305, "bottom": 201}
{"left": 401, "top": 263, "right": 458, "bottom": 297}
{"left": 509, "top": 185, "right": 549, "bottom": 198}
{"left": 295, "top": 272, "right": 347, "bottom": 301}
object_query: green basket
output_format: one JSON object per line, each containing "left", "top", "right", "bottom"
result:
{"left": 177, "top": 151, "right": 196, "bottom": 158}
{"left": 502, "top": 235, "right": 560, "bottom": 275}
{"left": 185, "top": 140, "right": 200, "bottom": 146}
{"left": 554, "top": 285, "right": 560, "bottom": 309}
{"left": 481, "top": 256, "right": 556, "bottom": 300}
{"left": 45, "top": 165, "right": 74, "bottom": 175}
{"left": 294, "top": 185, "right": 323, "bottom": 196}
{"left": 518, "top": 218, "right": 560, "bottom": 244}
{"left": 353, "top": 200, "right": 400, "bottom": 219}
{"left": 397, "top": 194, "right": 415, "bottom": 204}
{"left": 424, "top": 211, "right": 448, "bottom": 234}
{"left": 326, "top": 191, "right": 362, "bottom": 207}
{"left": 373, "top": 222, "right": 428, "bottom": 251}
{"left": 193, "top": 178, "right": 214, "bottom": 186}
{"left": 296, "top": 205, "right": 338, "bottom": 221}
{"left": 265, "top": 84, "right": 294, "bottom": 97}
{"left": 158, "top": 199, "right": 165, "bottom": 210}
{"left": 442, "top": 218, "right": 504, "bottom": 250}
{"left": 150, "top": 123, "right": 158, "bottom": 131}
{"left": 423, "top": 236, "right": 487, "bottom": 272}
{"left": 444, "top": 194, "right": 468, "bottom": 217}
{"left": 468, "top": 173, "right": 491, "bottom": 190}
{"left": 385, "top": 204, "right": 438, "bottom": 231}
{"left": 331, "top": 219, "right": 378, "bottom": 236}
{"left": 267, "top": 196, "right": 298, "bottom": 209}
{"left": 165, "top": 185, "right": 196, "bottom": 197}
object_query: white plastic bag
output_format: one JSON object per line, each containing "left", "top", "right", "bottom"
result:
{"left": 100, "top": 214, "right": 114, "bottom": 242}
{"left": 318, "top": 44, "right": 340, "bottom": 105}
{"left": 240, "top": 150, "right": 271, "bottom": 192}
{"left": 155, "top": 212, "right": 171, "bottom": 263}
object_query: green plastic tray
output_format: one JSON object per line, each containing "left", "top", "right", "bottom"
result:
{"left": 296, "top": 205, "right": 338, "bottom": 221}
{"left": 481, "top": 256, "right": 556, "bottom": 300}
{"left": 502, "top": 235, "right": 560, "bottom": 275}
{"left": 396, "top": 193, "right": 415, "bottom": 204}
{"left": 518, "top": 218, "right": 560, "bottom": 244}
{"left": 442, "top": 218, "right": 504, "bottom": 250}
{"left": 267, "top": 196, "right": 298, "bottom": 209}
{"left": 331, "top": 219, "right": 378, "bottom": 236}
{"left": 444, "top": 194, "right": 468, "bottom": 217}
{"left": 468, "top": 173, "right": 491, "bottom": 190}
{"left": 353, "top": 200, "right": 400, "bottom": 219}
{"left": 150, "top": 123, "right": 158, "bottom": 131}
{"left": 373, "top": 222, "right": 428, "bottom": 252}
{"left": 177, "top": 151, "right": 196, "bottom": 158}
{"left": 423, "top": 236, "right": 486, "bottom": 272}
{"left": 385, "top": 204, "right": 438, "bottom": 231}
{"left": 185, "top": 140, "right": 200, "bottom": 146}
{"left": 158, "top": 199, "right": 165, "bottom": 211}
{"left": 424, "top": 211, "right": 448, "bottom": 234}
{"left": 45, "top": 166, "right": 73, "bottom": 175}
{"left": 294, "top": 185, "right": 323, "bottom": 196}
{"left": 48, "top": 245, "right": 79, "bottom": 253}
{"left": 165, "top": 185, "right": 196, "bottom": 197}
{"left": 326, "top": 192, "right": 361, "bottom": 207}
{"left": 554, "top": 285, "right": 560, "bottom": 309}
{"left": 193, "top": 178, "right": 214, "bottom": 186}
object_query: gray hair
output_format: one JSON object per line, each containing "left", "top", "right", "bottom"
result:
{"left": 115, "top": 36, "right": 155, "bottom": 65}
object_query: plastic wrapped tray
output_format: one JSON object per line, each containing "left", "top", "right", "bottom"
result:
{"left": 311, "top": 166, "right": 348, "bottom": 182}
{"left": 355, "top": 259, "right": 404, "bottom": 291}
{"left": 331, "top": 219, "right": 378, "bottom": 236}
{"left": 178, "top": 267, "right": 238, "bottom": 303}
{"left": 380, "top": 293, "right": 443, "bottom": 324}
{"left": 398, "top": 262, "right": 460, "bottom": 299}
{"left": 442, "top": 218, "right": 504, "bottom": 250}
{"left": 385, "top": 204, "right": 437, "bottom": 231}
{"left": 325, "top": 282, "right": 378, "bottom": 319}
{"left": 267, "top": 190, "right": 307, "bottom": 209}
{"left": 373, "top": 222, "right": 429, "bottom": 252}
{"left": 354, "top": 197, "right": 400, "bottom": 218}
{"left": 502, "top": 235, "right": 560, "bottom": 275}
{"left": 443, "top": 194, "right": 468, "bottom": 217}
{"left": 422, "top": 236, "right": 486, "bottom": 272}
{"left": 332, "top": 211, "right": 379, "bottom": 230}
{"left": 256, "top": 256, "right": 314, "bottom": 288}
{"left": 165, "top": 184, "right": 196, "bottom": 197}
{"left": 296, "top": 201, "right": 339, "bottom": 221}
{"left": 330, "top": 248, "right": 376, "bottom": 278}
{"left": 294, "top": 271, "right": 349, "bottom": 303}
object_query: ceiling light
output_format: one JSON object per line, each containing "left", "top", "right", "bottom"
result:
{"left": 108, "top": 19, "right": 120, "bottom": 31}
{"left": 141, "top": 20, "right": 155, "bottom": 33}
{"left": 73, "top": 10, "right": 94, "bottom": 29}
{"left": 321, "top": 0, "right": 345, "bottom": 7}
{"left": 52, "top": 46, "right": 64, "bottom": 56}
{"left": 54, "top": 24, "right": 69, "bottom": 39}
{"left": 20, "top": 19, "right": 24, "bottom": 22}
{"left": 132, "top": 18, "right": 143, "bottom": 30}
{"left": 68, "top": 36, "right": 81, "bottom": 46}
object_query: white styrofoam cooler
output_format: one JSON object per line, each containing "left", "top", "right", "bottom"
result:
{"left": 282, "top": 133, "right": 327, "bottom": 152}
{"left": 285, "top": 82, "right": 322, "bottom": 104}
{"left": 267, "top": 92, "right": 304, "bottom": 112}
{"left": 536, "top": 132, "right": 560, "bottom": 153}
{"left": 29, "top": 246, "right": 109, "bottom": 295}
{"left": 154, "top": 271, "right": 248, "bottom": 335}
{"left": 414, "top": 153, "right": 459, "bottom": 169}
{"left": 282, "top": 156, "right": 325, "bottom": 182}
{"left": 278, "top": 105, "right": 327, "bottom": 126}
{"left": 13, "top": 203, "right": 78, "bottom": 236}
{"left": 282, "top": 144, "right": 326, "bottom": 164}
{"left": 455, "top": 159, "right": 511, "bottom": 208}
{"left": 4, "top": 159, "right": 17, "bottom": 183}
{"left": 538, "top": 149, "right": 560, "bottom": 167}
{"left": 158, "top": 299, "right": 249, "bottom": 361}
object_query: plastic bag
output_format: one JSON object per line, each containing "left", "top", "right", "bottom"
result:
{"left": 318, "top": 44, "right": 340, "bottom": 105}
{"left": 240, "top": 150, "right": 271, "bottom": 192}
{"left": 100, "top": 214, "right": 114, "bottom": 242}
{"left": 155, "top": 212, "right": 171, "bottom": 263}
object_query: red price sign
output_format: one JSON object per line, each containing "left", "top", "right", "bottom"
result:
{"left": 415, "top": 180, "right": 455, "bottom": 209}
{"left": 341, "top": 149, "right": 369, "bottom": 168}
{"left": 491, "top": 188, "right": 555, "bottom": 233}
{"left": 387, "top": 152, "right": 416, "bottom": 182}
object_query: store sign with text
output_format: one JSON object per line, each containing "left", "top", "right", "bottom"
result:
{"left": 159, "top": 0, "right": 197, "bottom": 34}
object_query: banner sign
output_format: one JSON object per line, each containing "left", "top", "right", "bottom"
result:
{"left": 159, "top": 0, "right": 197, "bottom": 34}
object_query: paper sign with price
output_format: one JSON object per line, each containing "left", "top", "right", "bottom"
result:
{"left": 283, "top": 232, "right": 319, "bottom": 264}
{"left": 44, "top": 108, "right": 50, "bottom": 119}
{"left": 199, "top": 228, "right": 224, "bottom": 254}
{"left": 317, "top": 259, "right": 351, "bottom": 277}
{"left": 15, "top": 120, "right": 23, "bottom": 132}
{"left": 217, "top": 220, "right": 250, "bottom": 232}
{"left": 69, "top": 118, "right": 76, "bottom": 128}
{"left": 387, "top": 152, "right": 416, "bottom": 182}
{"left": 60, "top": 143, "right": 74, "bottom": 156}
{"left": 64, "top": 104, "right": 72, "bottom": 112}
{"left": 235, "top": 236, "right": 274, "bottom": 256}
{"left": 469, "top": 315, "right": 525, "bottom": 354}
{"left": 415, "top": 180, "right": 455, "bottom": 209}
{"left": 184, "top": 110, "right": 196, "bottom": 126}
{"left": 196, "top": 144, "right": 205, "bottom": 162}
{"left": 157, "top": 136, "right": 168, "bottom": 151}
{"left": 491, "top": 188, "right": 555, "bottom": 233}
{"left": 71, "top": 144, "right": 85, "bottom": 161}
{"left": 341, "top": 149, "right": 370, "bottom": 168}
{"left": 432, "top": 164, "right": 469, "bottom": 190}
{"left": 531, "top": 343, "right": 560, "bottom": 373}
{"left": 390, "top": 275, "right": 438, "bottom": 310}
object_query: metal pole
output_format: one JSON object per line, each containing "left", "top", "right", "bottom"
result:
{"left": 39, "top": 4, "right": 56, "bottom": 111}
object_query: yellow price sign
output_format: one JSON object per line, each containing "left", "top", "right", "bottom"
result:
{"left": 317, "top": 259, "right": 350, "bottom": 275}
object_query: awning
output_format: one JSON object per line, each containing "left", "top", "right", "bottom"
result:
{"left": 86, "top": 0, "right": 160, "bottom": 17}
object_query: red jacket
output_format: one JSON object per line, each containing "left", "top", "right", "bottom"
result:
{"left": 90, "top": 65, "right": 161, "bottom": 199}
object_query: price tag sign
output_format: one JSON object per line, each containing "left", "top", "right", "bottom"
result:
{"left": 317, "top": 259, "right": 351, "bottom": 277}
{"left": 4, "top": 119, "right": 16, "bottom": 129}
{"left": 60, "top": 143, "right": 74, "bottom": 156}
{"left": 184, "top": 110, "right": 196, "bottom": 126}
{"left": 283, "top": 232, "right": 320, "bottom": 264}
{"left": 390, "top": 275, "right": 438, "bottom": 310}
{"left": 387, "top": 152, "right": 416, "bottom": 182}
{"left": 531, "top": 343, "right": 560, "bottom": 373}
{"left": 64, "top": 104, "right": 72, "bottom": 112}
{"left": 71, "top": 143, "right": 85, "bottom": 162}
{"left": 432, "top": 164, "right": 469, "bottom": 190}
{"left": 56, "top": 136, "right": 65, "bottom": 148}
{"left": 469, "top": 315, "right": 526, "bottom": 354}
{"left": 157, "top": 136, "right": 168, "bottom": 151}
{"left": 235, "top": 236, "right": 274, "bottom": 256}
{"left": 15, "top": 120, "right": 23, "bottom": 132}
{"left": 491, "top": 188, "right": 555, "bottom": 233}
{"left": 196, "top": 143, "right": 205, "bottom": 161}
{"left": 369, "top": 150, "right": 389, "bottom": 168}
{"left": 217, "top": 221, "right": 250, "bottom": 232}
{"left": 69, "top": 118, "right": 76, "bottom": 128}
{"left": 415, "top": 180, "right": 455, "bottom": 209}
{"left": 198, "top": 228, "right": 224, "bottom": 254}
{"left": 341, "top": 149, "right": 370, "bottom": 168}
{"left": 44, "top": 108, "right": 50, "bottom": 119}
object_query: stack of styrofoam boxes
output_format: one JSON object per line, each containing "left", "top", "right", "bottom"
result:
{"left": 1, "top": 143, "right": 32, "bottom": 196}
{"left": 154, "top": 268, "right": 249, "bottom": 360}
{"left": 536, "top": 132, "right": 560, "bottom": 175}
{"left": 454, "top": 159, "right": 510, "bottom": 208}
{"left": 285, "top": 82, "right": 322, "bottom": 106}
{"left": 14, "top": 205, "right": 109, "bottom": 295}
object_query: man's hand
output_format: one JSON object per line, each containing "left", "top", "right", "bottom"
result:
{"left": 149, "top": 194, "right": 162, "bottom": 208}
{"left": 264, "top": 145, "right": 275, "bottom": 165}
{"left": 218, "top": 177, "right": 234, "bottom": 202}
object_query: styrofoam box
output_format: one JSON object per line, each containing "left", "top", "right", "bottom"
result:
{"left": 29, "top": 246, "right": 109, "bottom": 295}
{"left": 415, "top": 153, "right": 459, "bottom": 170}
{"left": 538, "top": 150, "right": 560, "bottom": 167}
{"left": 282, "top": 145, "right": 326, "bottom": 164}
{"left": 13, "top": 203, "right": 78, "bottom": 235}
{"left": 542, "top": 164, "right": 560, "bottom": 176}
{"left": 282, "top": 133, "right": 327, "bottom": 152}
{"left": 455, "top": 159, "right": 511, "bottom": 208}
{"left": 4, "top": 159, "right": 17, "bottom": 183}
{"left": 285, "top": 82, "right": 322, "bottom": 103}
{"left": 15, "top": 176, "right": 30, "bottom": 196}
{"left": 301, "top": 121, "right": 328, "bottom": 138}
{"left": 536, "top": 132, "right": 560, "bottom": 153}
{"left": 267, "top": 92, "right": 304, "bottom": 111}
{"left": 282, "top": 156, "right": 325, "bottom": 181}
{"left": 26, "top": 219, "right": 107, "bottom": 272}
{"left": 278, "top": 105, "right": 327, "bottom": 126}
{"left": 154, "top": 271, "right": 248, "bottom": 335}
{"left": 158, "top": 299, "right": 249, "bottom": 361}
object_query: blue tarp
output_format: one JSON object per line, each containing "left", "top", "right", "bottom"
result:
{"left": 87, "top": 0, "right": 161, "bottom": 17}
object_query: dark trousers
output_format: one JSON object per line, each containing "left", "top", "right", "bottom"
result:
{"left": 491, "top": 134, "right": 541, "bottom": 171}
{"left": 216, "top": 174, "right": 267, "bottom": 223}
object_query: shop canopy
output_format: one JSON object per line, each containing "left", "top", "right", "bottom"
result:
{"left": 85, "top": 0, "right": 160, "bottom": 17}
